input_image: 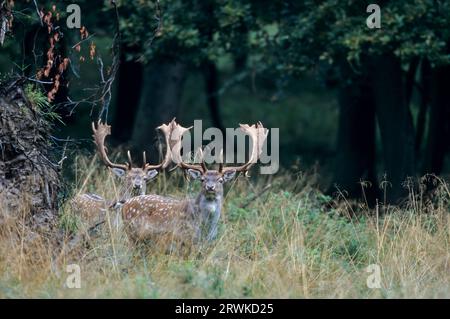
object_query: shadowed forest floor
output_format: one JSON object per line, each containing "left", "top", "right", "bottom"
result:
{"left": 0, "top": 155, "right": 449, "bottom": 298}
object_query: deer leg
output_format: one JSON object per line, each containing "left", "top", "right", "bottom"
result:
{"left": 113, "top": 209, "right": 122, "bottom": 231}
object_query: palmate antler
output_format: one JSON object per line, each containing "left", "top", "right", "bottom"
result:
{"left": 91, "top": 120, "right": 172, "bottom": 172}
{"left": 171, "top": 120, "right": 267, "bottom": 175}
{"left": 219, "top": 122, "right": 268, "bottom": 176}
{"left": 92, "top": 121, "right": 130, "bottom": 171}
{"left": 170, "top": 120, "right": 207, "bottom": 173}
{"left": 146, "top": 119, "right": 173, "bottom": 170}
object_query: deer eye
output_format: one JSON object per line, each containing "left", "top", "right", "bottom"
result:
{"left": 218, "top": 178, "right": 224, "bottom": 183}
{"left": 200, "top": 176, "right": 205, "bottom": 182}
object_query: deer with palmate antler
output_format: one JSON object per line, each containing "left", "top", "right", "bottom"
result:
{"left": 119, "top": 120, "right": 268, "bottom": 244}
{"left": 71, "top": 120, "right": 172, "bottom": 227}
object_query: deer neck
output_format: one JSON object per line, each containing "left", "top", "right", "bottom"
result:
{"left": 193, "top": 190, "right": 223, "bottom": 241}
{"left": 196, "top": 190, "right": 222, "bottom": 211}
{"left": 120, "top": 185, "right": 145, "bottom": 201}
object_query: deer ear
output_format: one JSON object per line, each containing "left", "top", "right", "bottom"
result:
{"left": 187, "top": 169, "right": 202, "bottom": 180}
{"left": 146, "top": 169, "right": 158, "bottom": 180}
{"left": 111, "top": 167, "right": 126, "bottom": 178}
{"left": 222, "top": 170, "right": 236, "bottom": 182}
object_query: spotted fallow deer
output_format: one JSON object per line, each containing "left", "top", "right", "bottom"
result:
{"left": 120, "top": 120, "right": 268, "bottom": 243}
{"left": 71, "top": 120, "right": 172, "bottom": 226}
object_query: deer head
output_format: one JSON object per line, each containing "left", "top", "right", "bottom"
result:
{"left": 92, "top": 120, "right": 172, "bottom": 198}
{"left": 171, "top": 120, "right": 268, "bottom": 199}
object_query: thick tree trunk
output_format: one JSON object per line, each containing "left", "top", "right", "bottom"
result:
{"left": 330, "top": 71, "right": 377, "bottom": 204}
{"left": 370, "top": 54, "right": 416, "bottom": 203}
{"left": 415, "top": 60, "right": 431, "bottom": 155}
{"left": 112, "top": 49, "right": 144, "bottom": 143}
{"left": 197, "top": 1, "right": 225, "bottom": 133}
{"left": 423, "top": 65, "right": 450, "bottom": 174}
{"left": 203, "top": 61, "right": 225, "bottom": 133}
{"left": 131, "top": 61, "right": 186, "bottom": 161}
{"left": 405, "top": 57, "right": 419, "bottom": 108}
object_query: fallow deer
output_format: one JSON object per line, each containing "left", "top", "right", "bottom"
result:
{"left": 120, "top": 120, "right": 268, "bottom": 244}
{"left": 71, "top": 120, "right": 172, "bottom": 227}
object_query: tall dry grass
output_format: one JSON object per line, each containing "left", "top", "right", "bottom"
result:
{"left": 0, "top": 155, "right": 449, "bottom": 298}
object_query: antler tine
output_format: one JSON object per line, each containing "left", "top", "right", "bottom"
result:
{"left": 171, "top": 120, "right": 206, "bottom": 173}
{"left": 92, "top": 121, "right": 129, "bottom": 171}
{"left": 218, "top": 149, "right": 224, "bottom": 172}
{"left": 142, "top": 151, "right": 147, "bottom": 169}
{"left": 221, "top": 122, "right": 268, "bottom": 175}
{"left": 127, "top": 150, "right": 133, "bottom": 167}
{"left": 196, "top": 147, "right": 208, "bottom": 172}
{"left": 144, "top": 118, "right": 174, "bottom": 171}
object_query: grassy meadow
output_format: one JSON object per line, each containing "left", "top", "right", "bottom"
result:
{"left": 0, "top": 155, "right": 449, "bottom": 298}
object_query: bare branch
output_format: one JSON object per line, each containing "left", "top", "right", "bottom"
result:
{"left": 32, "top": 0, "right": 43, "bottom": 26}
{"left": 71, "top": 33, "right": 96, "bottom": 49}
{"left": 26, "top": 77, "right": 53, "bottom": 85}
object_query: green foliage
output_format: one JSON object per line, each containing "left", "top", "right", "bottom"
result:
{"left": 266, "top": 0, "right": 450, "bottom": 72}
{"left": 117, "top": 0, "right": 233, "bottom": 65}
{"left": 24, "top": 84, "right": 64, "bottom": 124}
{"left": 24, "top": 84, "right": 49, "bottom": 110}
{"left": 7, "top": 1, "right": 448, "bottom": 110}
{"left": 114, "top": 0, "right": 450, "bottom": 87}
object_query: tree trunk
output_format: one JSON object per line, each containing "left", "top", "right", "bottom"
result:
{"left": 330, "top": 69, "right": 377, "bottom": 204}
{"left": 423, "top": 65, "right": 450, "bottom": 174}
{"left": 111, "top": 49, "right": 144, "bottom": 143}
{"left": 415, "top": 60, "right": 431, "bottom": 155}
{"left": 203, "top": 61, "right": 225, "bottom": 133}
{"left": 131, "top": 61, "right": 187, "bottom": 161}
{"left": 370, "top": 54, "right": 416, "bottom": 203}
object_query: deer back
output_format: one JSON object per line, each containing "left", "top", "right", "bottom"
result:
{"left": 121, "top": 194, "right": 198, "bottom": 242}
{"left": 71, "top": 193, "right": 108, "bottom": 225}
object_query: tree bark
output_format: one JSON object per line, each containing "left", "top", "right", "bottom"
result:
{"left": 330, "top": 68, "right": 377, "bottom": 204}
{"left": 370, "top": 54, "right": 416, "bottom": 203}
{"left": 111, "top": 49, "right": 144, "bottom": 143}
{"left": 203, "top": 61, "right": 225, "bottom": 133}
{"left": 415, "top": 60, "right": 431, "bottom": 155}
{"left": 423, "top": 65, "right": 450, "bottom": 174}
{"left": 131, "top": 61, "right": 187, "bottom": 161}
